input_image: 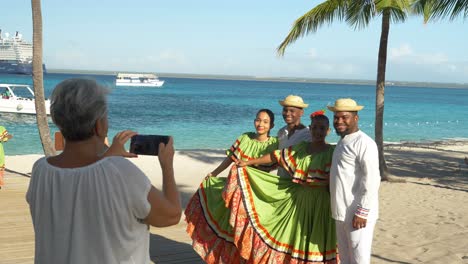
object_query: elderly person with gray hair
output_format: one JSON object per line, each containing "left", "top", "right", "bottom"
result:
{"left": 26, "top": 78, "right": 181, "bottom": 264}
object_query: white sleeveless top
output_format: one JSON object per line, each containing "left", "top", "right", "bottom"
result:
{"left": 26, "top": 156, "right": 152, "bottom": 264}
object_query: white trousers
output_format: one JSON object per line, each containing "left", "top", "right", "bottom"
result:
{"left": 335, "top": 219, "right": 376, "bottom": 264}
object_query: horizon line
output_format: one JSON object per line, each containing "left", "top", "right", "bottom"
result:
{"left": 45, "top": 68, "right": 468, "bottom": 89}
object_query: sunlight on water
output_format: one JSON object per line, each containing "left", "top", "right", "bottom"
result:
{"left": 1, "top": 73, "right": 467, "bottom": 155}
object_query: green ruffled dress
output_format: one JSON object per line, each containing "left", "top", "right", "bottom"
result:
{"left": 185, "top": 138, "right": 338, "bottom": 263}
{"left": 185, "top": 132, "right": 278, "bottom": 263}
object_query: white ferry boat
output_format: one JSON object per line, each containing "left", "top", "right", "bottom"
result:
{"left": 115, "top": 73, "right": 164, "bottom": 87}
{"left": 0, "top": 84, "right": 50, "bottom": 115}
{"left": 0, "top": 30, "right": 46, "bottom": 75}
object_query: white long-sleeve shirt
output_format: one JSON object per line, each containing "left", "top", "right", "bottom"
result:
{"left": 330, "top": 130, "right": 380, "bottom": 221}
{"left": 277, "top": 125, "right": 311, "bottom": 150}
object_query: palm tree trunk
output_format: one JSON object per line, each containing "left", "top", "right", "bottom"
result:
{"left": 375, "top": 9, "right": 390, "bottom": 180}
{"left": 31, "top": 0, "right": 55, "bottom": 156}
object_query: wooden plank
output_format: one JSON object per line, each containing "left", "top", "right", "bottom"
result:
{"left": 0, "top": 172, "right": 34, "bottom": 264}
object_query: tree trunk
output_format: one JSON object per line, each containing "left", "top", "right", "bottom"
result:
{"left": 31, "top": 0, "right": 55, "bottom": 156}
{"left": 375, "top": 9, "right": 390, "bottom": 180}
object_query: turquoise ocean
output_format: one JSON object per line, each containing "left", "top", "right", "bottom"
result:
{"left": 1, "top": 73, "right": 467, "bottom": 155}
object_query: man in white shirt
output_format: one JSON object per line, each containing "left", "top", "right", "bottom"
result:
{"left": 328, "top": 98, "right": 380, "bottom": 264}
{"left": 277, "top": 94, "right": 311, "bottom": 149}
{"left": 276, "top": 95, "right": 312, "bottom": 177}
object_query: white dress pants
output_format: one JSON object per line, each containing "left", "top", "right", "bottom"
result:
{"left": 335, "top": 219, "right": 376, "bottom": 264}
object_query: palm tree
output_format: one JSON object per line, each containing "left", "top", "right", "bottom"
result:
{"left": 31, "top": 0, "right": 55, "bottom": 156}
{"left": 277, "top": 0, "right": 411, "bottom": 180}
{"left": 413, "top": 0, "right": 468, "bottom": 22}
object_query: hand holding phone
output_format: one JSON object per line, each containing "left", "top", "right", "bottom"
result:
{"left": 157, "top": 136, "right": 174, "bottom": 169}
{"left": 104, "top": 130, "right": 138, "bottom": 158}
{"left": 130, "top": 134, "right": 171, "bottom": 156}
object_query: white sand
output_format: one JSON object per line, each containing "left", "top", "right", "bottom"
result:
{"left": 4, "top": 142, "right": 468, "bottom": 263}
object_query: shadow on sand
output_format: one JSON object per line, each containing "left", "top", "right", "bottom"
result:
{"left": 178, "top": 149, "right": 226, "bottom": 164}
{"left": 385, "top": 143, "right": 468, "bottom": 192}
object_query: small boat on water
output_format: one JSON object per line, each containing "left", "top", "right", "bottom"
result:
{"left": 0, "top": 83, "right": 50, "bottom": 115}
{"left": 115, "top": 73, "right": 164, "bottom": 87}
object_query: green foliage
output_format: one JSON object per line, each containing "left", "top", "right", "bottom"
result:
{"left": 413, "top": 0, "right": 468, "bottom": 22}
{"left": 277, "top": 0, "right": 349, "bottom": 56}
{"left": 277, "top": 0, "right": 412, "bottom": 56}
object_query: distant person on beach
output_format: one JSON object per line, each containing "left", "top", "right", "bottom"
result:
{"left": 26, "top": 78, "right": 181, "bottom": 264}
{"left": 0, "top": 126, "right": 13, "bottom": 189}
{"left": 185, "top": 109, "right": 279, "bottom": 263}
{"left": 327, "top": 98, "right": 380, "bottom": 264}
{"left": 277, "top": 94, "right": 312, "bottom": 177}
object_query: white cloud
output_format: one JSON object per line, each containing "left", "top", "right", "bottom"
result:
{"left": 340, "top": 63, "right": 358, "bottom": 75}
{"left": 390, "top": 44, "right": 413, "bottom": 59}
{"left": 390, "top": 43, "right": 449, "bottom": 65}
{"left": 308, "top": 48, "right": 317, "bottom": 59}
{"left": 156, "top": 50, "right": 189, "bottom": 66}
{"left": 385, "top": 43, "right": 468, "bottom": 82}
{"left": 418, "top": 52, "right": 449, "bottom": 65}
{"left": 311, "top": 62, "right": 358, "bottom": 75}
{"left": 46, "top": 45, "right": 89, "bottom": 69}
{"left": 447, "top": 64, "right": 457, "bottom": 72}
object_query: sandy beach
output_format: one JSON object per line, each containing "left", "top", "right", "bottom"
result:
{"left": 1, "top": 141, "right": 468, "bottom": 263}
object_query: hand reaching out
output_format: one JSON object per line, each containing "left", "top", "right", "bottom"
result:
{"left": 236, "top": 160, "right": 249, "bottom": 167}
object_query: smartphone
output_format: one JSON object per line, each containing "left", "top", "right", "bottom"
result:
{"left": 130, "top": 135, "right": 170, "bottom": 156}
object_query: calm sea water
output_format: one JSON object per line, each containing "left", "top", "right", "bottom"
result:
{"left": 1, "top": 73, "right": 467, "bottom": 155}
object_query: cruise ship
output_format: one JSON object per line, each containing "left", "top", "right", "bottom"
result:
{"left": 0, "top": 30, "right": 46, "bottom": 75}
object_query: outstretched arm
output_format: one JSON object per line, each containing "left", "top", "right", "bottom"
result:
{"left": 144, "top": 137, "right": 182, "bottom": 227}
{"left": 237, "top": 153, "right": 275, "bottom": 167}
{"left": 208, "top": 157, "right": 233, "bottom": 177}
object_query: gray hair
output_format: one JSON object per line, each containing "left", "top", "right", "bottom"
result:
{"left": 50, "top": 78, "right": 109, "bottom": 141}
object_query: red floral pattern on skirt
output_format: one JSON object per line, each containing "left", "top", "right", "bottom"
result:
{"left": 222, "top": 166, "right": 338, "bottom": 264}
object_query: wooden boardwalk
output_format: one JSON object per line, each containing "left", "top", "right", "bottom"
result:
{"left": 0, "top": 171, "right": 203, "bottom": 264}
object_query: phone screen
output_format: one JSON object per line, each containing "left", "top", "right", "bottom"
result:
{"left": 130, "top": 135, "right": 170, "bottom": 156}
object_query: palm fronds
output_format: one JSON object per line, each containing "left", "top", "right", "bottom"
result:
{"left": 277, "top": 0, "right": 349, "bottom": 56}
{"left": 413, "top": 0, "right": 468, "bottom": 22}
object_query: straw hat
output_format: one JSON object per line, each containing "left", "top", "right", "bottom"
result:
{"left": 327, "top": 98, "right": 364, "bottom": 112}
{"left": 279, "top": 95, "right": 308, "bottom": 108}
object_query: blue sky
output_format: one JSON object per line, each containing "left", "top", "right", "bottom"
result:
{"left": 2, "top": 0, "right": 467, "bottom": 83}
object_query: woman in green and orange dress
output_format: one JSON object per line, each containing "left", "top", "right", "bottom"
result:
{"left": 186, "top": 109, "right": 338, "bottom": 263}
{"left": 0, "top": 126, "right": 13, "bottom": 189}
{"left": 233, "top": 111, "right": 337, "bottom": 263}
{"left": 185, "top": 109, "right": 279, "bottom": 263}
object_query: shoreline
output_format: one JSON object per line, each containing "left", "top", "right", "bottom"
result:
{"left": 6, "top": 137, "right": 468, "bottom": 157}
{"left": 5, "top": 139, "right": 468, "bottom": 197}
